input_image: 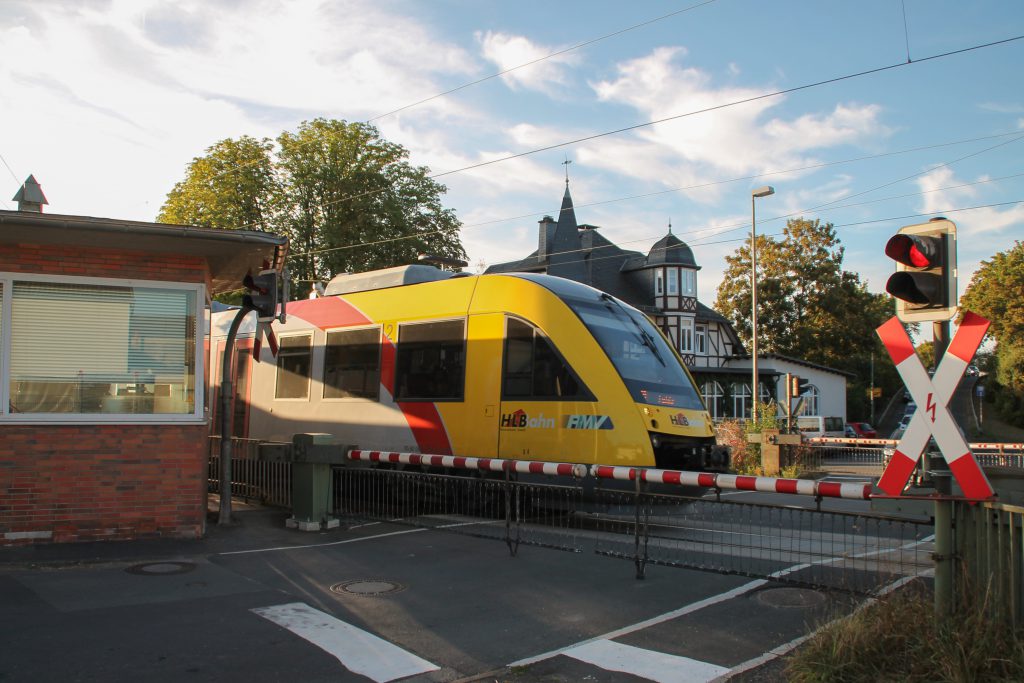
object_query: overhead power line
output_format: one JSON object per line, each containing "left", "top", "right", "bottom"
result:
{"left": 265, "top": 33, "right": 1024, "bottom": 241}
{"left": 202, "top": 1, "right": 721, "bottom": 187}
{"left": 287, "top": 129, "right": 1024, "bottom": 260}
{"left": 429, "top": 35, "right": 1024, "bottom": 179}
{"left": 367, "top": 0, "right": 720, "bottom": 123}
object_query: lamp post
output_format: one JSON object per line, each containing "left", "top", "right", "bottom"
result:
{"left": 750, "top": 185, "right": 774, "bottom": 422}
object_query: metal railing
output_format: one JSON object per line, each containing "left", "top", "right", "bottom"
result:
{"left": 208, "top": 437, "right": 292, "bottom": 508}
{"left": 329, "top": 457, "right": 931, "bottom": 595}
{"left": 955, "top": 499, "right": 1024, "bottom": 624}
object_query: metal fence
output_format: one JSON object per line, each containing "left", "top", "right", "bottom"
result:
{"left": 208, "top": 438, "right": 292, "bottom": 508}
{"left": 955, "top": 499, "right": 1024, "bottom": 624}
{"left": 798, "top": 439, "right": 1024, "bottom": 475}
{"left": 330, "top": 465, "right": 931, "bottom": 595}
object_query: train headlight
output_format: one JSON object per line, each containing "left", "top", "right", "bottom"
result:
{"left": 651, "top": 434, "right": 661, "bottom": 449}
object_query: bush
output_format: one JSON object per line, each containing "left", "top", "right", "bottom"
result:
{"left": 715, "top": 405, "right": 788, "bottom": 476}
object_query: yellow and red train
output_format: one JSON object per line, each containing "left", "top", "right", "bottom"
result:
{"left": 210, "top": 265, "right": 727, "bottom": 471}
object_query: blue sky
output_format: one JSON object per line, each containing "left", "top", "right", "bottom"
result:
{"left": 2, "top": 0, "right": 1022, "bottom": 319}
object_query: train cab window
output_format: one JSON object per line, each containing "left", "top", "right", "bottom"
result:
{"left": 323, "top": 327, "right": 380, "bottom": 400}
{"left": 395, "top": 320, "right": 465, "bottom": 401}
{"left": 275, "top": 334, "right": 312, "bottom": 399}
{"left": 503, "top": 318, "right": 590, "bottom": 400}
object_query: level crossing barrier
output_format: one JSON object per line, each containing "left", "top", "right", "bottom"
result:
{"left": 330, "top": 449, "right": 930, "bottom": 594}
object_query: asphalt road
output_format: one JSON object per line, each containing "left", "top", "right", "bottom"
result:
{"left": 0, "top": 500, "right": 885, "bottom": 683}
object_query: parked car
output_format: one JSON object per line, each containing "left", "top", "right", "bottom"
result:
{"left": 847, "top": 422, "right": 878, "bottom": 438}
{"left": 796, "top": 415, "right": 846, "bottom": 438}
{"left": 897, "top": 413, "right": 913, "bottom": 430}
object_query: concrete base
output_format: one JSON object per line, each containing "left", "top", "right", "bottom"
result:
{"left": 286, "top": 517, "right": 340, "bottom": 532}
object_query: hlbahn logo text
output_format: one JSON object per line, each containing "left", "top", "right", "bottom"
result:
{"left": 563, "top": 415, "right": 614, "bottom": 430}
{"left": 500, "top": 409, "right": 555, "bottom": 429}
{"left": 669, "top": 413, "right": 689, "bottom": 426}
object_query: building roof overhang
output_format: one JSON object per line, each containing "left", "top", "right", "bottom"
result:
{"left": 0, "top": 210, "right": 288, "bottom": 295}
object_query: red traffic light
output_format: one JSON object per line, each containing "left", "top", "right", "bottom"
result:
{"left": 885, "top": 234, "right": 943, "bottom": 269}
{"left": 884, "top": 219, "right": 957, "bottom": 323}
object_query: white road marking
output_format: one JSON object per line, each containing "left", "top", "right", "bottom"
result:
{"left": 219, "top": 527, "right": 426, "bottom": 555}
{"left": 509, "top": 578, "right": 767, "bottom": 667}
{"left": 252, "top": 602, "right": 439, "bottom": 683}
{"left": 564, "top": 639, "right": 728, "bottom": 683}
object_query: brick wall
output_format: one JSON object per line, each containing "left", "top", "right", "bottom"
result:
{"left": 1, "top": 242, "right": 212, "bottom": 545}
{"left": 0, "top": 243, "right": 209, "bottom": 284}
{"left": 1, "top": 425, "right": 207, "bottom": 544}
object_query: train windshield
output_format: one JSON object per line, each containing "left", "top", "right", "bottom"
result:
{"left": 567, "top": 294, "right": 704, "bottom": 410}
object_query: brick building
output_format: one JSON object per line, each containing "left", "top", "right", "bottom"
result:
{"left": 0, "top": 176, "right": 287, "bottom": 545}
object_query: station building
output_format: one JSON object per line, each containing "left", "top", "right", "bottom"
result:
{"left": 485, "top": 181, "right": 849, "bottom": 421}
{"left": 0, "top": 176, "right": 287, "bottom": 545}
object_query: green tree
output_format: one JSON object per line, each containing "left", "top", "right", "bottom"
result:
{"left": 159, "top": 119, "right": 466, "bottom": 296}
{"left": 715, "top": 217, "right": 901, "bottom": 420}
{"left": 158, "top": 136, "right": 279, "bottom": 232}
{"left": 276, "top": 118, "right": 465, "bottom": 286}
{"left": 961, "top": 241, "right": 1024, "bottom": 425}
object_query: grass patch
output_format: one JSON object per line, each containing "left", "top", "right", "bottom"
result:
{"left": 786, "top": 582, "right": 1024, "bottom": 682}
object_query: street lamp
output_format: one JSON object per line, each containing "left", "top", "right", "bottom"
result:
{"left": 750, "top": 185, "right": 774, "bottom": 422}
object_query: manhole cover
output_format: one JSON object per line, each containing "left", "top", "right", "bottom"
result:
{"left": 331, "top": 580, "right": 406, "bottom": 597}
{"left": 752, "top": 586, "right": 827, "bottom": 609}
{"left": 125, "top": 561, "right": 196, "bottom": 576}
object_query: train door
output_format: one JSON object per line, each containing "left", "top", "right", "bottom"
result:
{"left": 212, "top": 339, "right": 253, "bottom": 438}
{"left": 497, "top": 316, "right": 602, "bottom": 463}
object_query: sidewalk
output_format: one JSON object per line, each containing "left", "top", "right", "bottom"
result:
{"left": 0, "top": 499, "right": 296, "bottom": 569}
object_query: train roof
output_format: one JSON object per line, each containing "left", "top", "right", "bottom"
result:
{"left": 324, "top": 264, "right": 459, "bottom": 296}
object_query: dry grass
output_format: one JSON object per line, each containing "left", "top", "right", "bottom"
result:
{"left": 786, "top": 583, "right": 1024, "bottom": 682}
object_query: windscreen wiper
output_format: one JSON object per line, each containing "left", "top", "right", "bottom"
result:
{"left": 600, "top": 293, "right": 666, "bottom": 366}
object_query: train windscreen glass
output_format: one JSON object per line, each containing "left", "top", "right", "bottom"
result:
{"left": 568, "top": 297, "right": 704, "bottom": 410}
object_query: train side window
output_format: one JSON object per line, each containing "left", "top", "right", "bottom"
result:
{"left": 323, "top": 327, "right": 381, "bottom": 400}
{"left": 275, "top": 334, "right": 312, "bottom": 399}
{"left": 395, "top": 320, "right": 465, "bottom": 401}
{"left": 502, "top": 318, "right": 591, "bottom": 400}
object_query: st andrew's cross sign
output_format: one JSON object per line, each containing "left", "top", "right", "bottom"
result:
{"left": 876, "top": 312, "right": 993, "bottom": 499}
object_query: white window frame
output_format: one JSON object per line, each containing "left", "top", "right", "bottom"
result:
{"left": 701, "top": 380, "right": 724, "bottom": 420}
{"left": 695, "top": 325, "right": 707, "bottom": 355}
{"left": 0, "top": 271, "right": 205, "bottom": 424}
{"left": 666, "top": 267, "right": 679, "bottom": 295}
{"left": 800, "top": 384, "right": 820, "bottom": 416}
{"left": 732, "top": 382, "right": 751, "bottom": 420}
{"left": 655, "top": 271, "right": 664, "bottom": 296}
{"left": 681, "top": 269, "right": 696, "bottom": 297}
{"left": 679, "top": 317, "right": 694, "bottom": 353}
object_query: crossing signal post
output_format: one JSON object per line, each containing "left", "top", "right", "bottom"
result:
{"left": 784, "top": 373, "right": 809, "bottom": 431}
{"left": 883, "top": 218, "right": 968, "bottom": 618}
{"left": 243, "top": 269, "right": 288, "bottom": 323}
{"left": 884, "top": 218, "right": 957, "bottom": 323}
{"left": 220, "top": 268, "right": 288, "bottom": 526}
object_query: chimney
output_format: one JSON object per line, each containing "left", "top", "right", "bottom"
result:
{"left": 13, "top": 175, "right": 48, "bottom": 213}
{"left": 537, "top": 215, "right": 556, "bottom": 261}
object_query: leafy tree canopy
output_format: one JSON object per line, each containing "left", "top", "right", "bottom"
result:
{"left": 961, "top": 241, "right": 1024, "bottom": 424}
{"left": 715, "top": 217, "right": 900, "bottom": 419}
{"left": 158, "top": 136, "right": 278, "bottom": 232}
{"left": 158, "top": 119, "right": 466, "bottom": 297}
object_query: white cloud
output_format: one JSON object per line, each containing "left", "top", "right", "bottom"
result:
{"left": 0, "top": 0, "right": 480, "bottom": 219}
{"left": 590, "top": 47, "right": 889, "bottom": 183}
{"left": 476, "top": 31, "right": 579, "bottom": 96}
{"left": 917, "top": 167, "right": 1024, "bottom": 237}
